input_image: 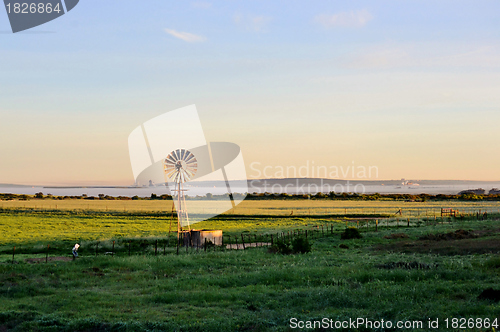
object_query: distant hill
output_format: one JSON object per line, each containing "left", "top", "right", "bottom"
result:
{"left": 188, "top": 178, "right": 500, "bottom": 187}
{"left": 0, "top": 183, "right": 30, "bottom": 188}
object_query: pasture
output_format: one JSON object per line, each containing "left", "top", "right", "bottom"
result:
{"left": 1, "top": 199, "right": 500, "bottom": 331}
{"left": 2, "top": 197, "right": 500, "bottom": 216}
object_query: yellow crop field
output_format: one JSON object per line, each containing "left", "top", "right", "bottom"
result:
{"left": 1, "top": 198, "right": 500, "bottom": 216}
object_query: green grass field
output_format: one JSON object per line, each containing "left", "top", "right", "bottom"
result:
{"left": 1, "top": 200, "right": 500, "bottom": 331}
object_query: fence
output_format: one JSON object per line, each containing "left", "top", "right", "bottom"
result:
{"left": 4, "top": 210, "right": 494, "bottom": 263}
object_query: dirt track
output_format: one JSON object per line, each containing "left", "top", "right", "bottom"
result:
{"left": 25, "top": 256, "right": 73, "bottom": 263}
{"left": 375, "top": 229, "right": 500, "bottom": 255}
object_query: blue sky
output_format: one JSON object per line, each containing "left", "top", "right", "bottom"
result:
{"left": 1, "top": 0, "right": 500, "bottom": 184}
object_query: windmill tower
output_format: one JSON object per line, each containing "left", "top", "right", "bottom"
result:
{"left": 163, "top": 149, "right": 198, "bottom": 241}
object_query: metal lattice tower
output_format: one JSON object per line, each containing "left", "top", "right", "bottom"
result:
{"left": 163, "top": 149, "right": 197, "bottom": 240}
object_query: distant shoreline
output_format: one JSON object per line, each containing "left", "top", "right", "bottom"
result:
{"left": 1, "top": 178, "right": 500, "bottom": 197}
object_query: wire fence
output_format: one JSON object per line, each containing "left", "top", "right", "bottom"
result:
{"left": 4, "top": 210, "right": 495, "bottom": 264}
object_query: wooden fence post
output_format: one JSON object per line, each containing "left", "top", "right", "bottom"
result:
{"left": 241, "top": 234, "right": 246, "bottom": 250}
{"left": 46, "top": 244, "right": 50, "bottom": 263}
{"left": 112, "top": 241, "right": 115, "bottom": 257}
{"left": 154, "top": 240, "right": 157, "bottom": 256}
{"left": 271, "top": 234, "right": 273, "bottom": 246}
{"left": 376, "top": 220, "right": 378, "bottom": 232}
{"left": 12, "top": 246, "right": 15, "bottom": 264}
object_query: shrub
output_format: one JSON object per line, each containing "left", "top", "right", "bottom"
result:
{"left": 270, "top": 238, "right": 292, "bottom": 255}
{"left": 340, "top": 227, "right": 362, "bottom": 240}
{"left": 484, "top": 256, "right": 500, "bottom": 269}
{"left": 270, "top": 237, "right": 311, "bottom": 254}
{"left": 291, "top": 237, "right": 311, "bottom": 253}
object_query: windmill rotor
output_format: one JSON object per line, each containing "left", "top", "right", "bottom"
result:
{"left": 164, "top": 149, "right": 197, "bottom": 184}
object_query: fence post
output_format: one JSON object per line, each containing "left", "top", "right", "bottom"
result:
{"left": 305, "top": 230, "right": 308, "bottom": 239}
{"left": 235, "top": 236, "right": 238, "bottom": 250}
{"left": 155, "top": 240, "right": 157, "bottom": 256}
{"left": 112, "top": 241, "right": 115, "bottom": 257}
{"left": 376, "top": 220, "right": 378, "bottom": 232}
{"left": 407, "top": 218, "right": 410, "bottom": 227}
{"left": 12, "top": 246, "right": 15, "bottom": 264}
{"left": 241, "top": 234, "right": 246, "bottom": 250}
{"left": 271, "top": 234, "right": 273, "bottom": 246}
{"left": 46, "top": 244, "right": 50, "bottom": 263}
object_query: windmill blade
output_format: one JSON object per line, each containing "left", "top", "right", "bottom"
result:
{"left": 166, "top": 155, "right": 177, "bottom": 164}
{"left": 173, "top": 149, "right": 181, "bottom": 161}
{"left": 185, "top": 153, "right": 195, "bottom": 163}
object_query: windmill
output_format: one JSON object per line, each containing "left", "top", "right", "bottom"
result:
{"left": 163, "top": 149, "right": 198, "bottom": 241}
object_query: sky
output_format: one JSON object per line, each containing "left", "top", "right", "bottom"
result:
{"left": 1, "top": 0, "right": 500, "bottom": 185}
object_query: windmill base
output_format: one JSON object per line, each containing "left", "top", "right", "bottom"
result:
{"left": 181, "top": 230, "right": 223, "bottom": 248}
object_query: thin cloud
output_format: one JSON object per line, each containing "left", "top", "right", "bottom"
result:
{"left": 164, "top": 28, "right": 206, "bottom": 42}
{"left": 233, "top": 13, "right": 272, "bottom": 32}
{"left": 315, "top": 9, "right": 373, "bottom": 28}
{"left": 191, "top": 1, "right": 212, "bottom": 9}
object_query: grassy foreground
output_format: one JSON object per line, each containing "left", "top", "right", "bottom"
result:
{"left": 1, "top": 213, "right": 500, "bottom": 331}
